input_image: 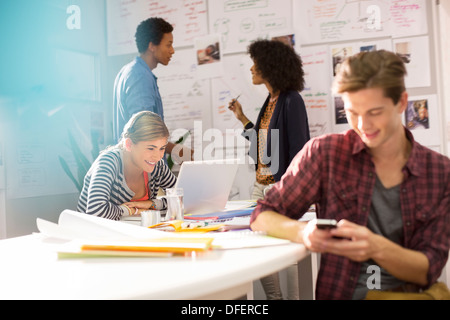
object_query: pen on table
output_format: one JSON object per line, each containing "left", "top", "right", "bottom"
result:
{"left": 229, "top": 94, "right": 241, "bottom": 109}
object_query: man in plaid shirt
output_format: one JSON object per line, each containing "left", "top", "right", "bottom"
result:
{"left": 250, "top": 50, "right": 450, "bottom": 299}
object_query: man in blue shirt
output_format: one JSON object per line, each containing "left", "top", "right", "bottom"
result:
{"left": 113, "top": 17, "right": 176, "bottom": 153}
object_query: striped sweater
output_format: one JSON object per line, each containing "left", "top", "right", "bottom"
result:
{"left": 77, "top": 147, "right": 176, "bottom": 220}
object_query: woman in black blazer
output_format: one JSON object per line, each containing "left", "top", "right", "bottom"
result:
{"left": 229, "top": 39, "right": 310, "bottom": 194}
{"left": 229, "top": 39, "right": 310, "bottom": 300}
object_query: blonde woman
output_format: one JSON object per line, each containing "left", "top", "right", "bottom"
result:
{"left": 77, "top": 111, "right": 176, "bottom": 220}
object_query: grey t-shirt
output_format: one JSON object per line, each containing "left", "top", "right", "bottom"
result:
{"left": 352, "top": 176, "right": 407, "bottom": 300}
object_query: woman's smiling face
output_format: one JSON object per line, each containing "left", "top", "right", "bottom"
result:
{"left": 127, "top": 137, "right": 168, "bottom": 172}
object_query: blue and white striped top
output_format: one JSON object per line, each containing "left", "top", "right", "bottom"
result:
{"left": 77, "top": 147, "right": 176, "bottom": 220}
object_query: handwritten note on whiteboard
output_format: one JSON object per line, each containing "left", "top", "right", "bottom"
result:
{"left": 106, "top": 0, "right": 208, "bottom": 56}
{"left": 208, "top": 0, "right": 293, "bottom": 54}
{"left": 211, "top": 54, "right": 267, "bottom": 133}
{"left": 294, "top": 0, "right": 427, "bottom": 45}
{"left": 299, "top": 45, "right": 332, "bottom": 137}
{"left": 390, "top": 0, "right": 428, "bottom": 37}
{"left": 153, "top": 49, "right": 210, "bottom": 135}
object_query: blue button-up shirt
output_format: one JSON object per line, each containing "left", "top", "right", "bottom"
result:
{"left": 113, "top": 57, "right": 164, "bottom": 142}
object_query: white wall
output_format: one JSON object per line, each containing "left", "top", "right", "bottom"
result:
{"left": 439, "top": 0, "right": 450, "bottom": 157}
{"left": 0, "top": 0, "right": 109, "bottom": 238}
{"left": 437, "top": 0, "right": 450, "bottom": 287}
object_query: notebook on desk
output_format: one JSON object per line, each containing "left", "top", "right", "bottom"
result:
{"left": 175, "top": 159, "right": 239, "bottom": 215}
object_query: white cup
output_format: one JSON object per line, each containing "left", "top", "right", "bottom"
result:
{"left": 165, "top": 188, "right": 184, "bottom": 221}
{"left": 141, "top": 210, "right": 161, "bottom": 227}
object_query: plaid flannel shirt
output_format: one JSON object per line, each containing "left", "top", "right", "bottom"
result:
{"left": 251, "top": 128, "right": 450, "bottom": 299}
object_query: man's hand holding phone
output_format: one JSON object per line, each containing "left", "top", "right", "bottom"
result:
{"left": 303, "top": 218, "right": 379, "bottom": 263}
{"left": 302, "top": 218, "right": 349, "bottom": 253}
{"left": 315, "top": 218, "right": 338, "bottom": 230}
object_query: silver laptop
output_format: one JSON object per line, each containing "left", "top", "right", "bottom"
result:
{"left": 175, "top": 159, "right": 239, "bottom": 215}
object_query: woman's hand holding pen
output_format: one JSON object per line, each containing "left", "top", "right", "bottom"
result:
{"left": 228, "top": 97, "right": 250, "bottom": 126}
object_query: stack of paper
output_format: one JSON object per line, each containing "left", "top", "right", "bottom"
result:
{"left": 36, "top": 210, "right": 291, "bottom": 258}
{"left": 37, "top": 210, "right": 214, "bottom": 258}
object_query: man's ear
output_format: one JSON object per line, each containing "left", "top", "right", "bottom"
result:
{"left": 147, "top": 41, "right": 156, "bottom": 54}
{"left": 398, "top": 91, "right": 408, "bottom": 114}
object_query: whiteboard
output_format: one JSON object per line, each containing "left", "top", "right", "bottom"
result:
{"left": 211, "top": 54, "right": 267, "bottom": 133}
{"left": 208, "top": 0, "right": 294, "bottom": 54}
{"left": 153, "top": 49, "right": 211, "bottom": 139}
{"left": 294, "top": 0, "right": 428, "bottom": 45}
{"left": 106, "top": 0, "right": 208, "bottom": 56}
{"left": 106, "top": 0, "right": 445, "bottom": 155}
{"left": 6, "top": 101, "right": 92, "bottom": 199}
{"left": 298, "top": 45, "right": 332, "bottom": 138}
{"left": 393, "top": 35, "right": 431, "bottom": 88}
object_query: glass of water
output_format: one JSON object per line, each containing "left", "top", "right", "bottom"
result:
{"left": 165, "top": 188, "right": 184, "bottom": 221}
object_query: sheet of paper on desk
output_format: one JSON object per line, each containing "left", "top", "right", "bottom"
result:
{"left": 217, "top": 216, "right": 250, "bottom": 231}
{"left": 210, "top": 231, "right": 290, "bottom": 249}
{"left": 36, "top": 209, "right": 170, "bottom": 241}
{"left": 224, "top": 216, "right": 250, "bottom": 226}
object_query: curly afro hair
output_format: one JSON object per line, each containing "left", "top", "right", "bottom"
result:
{"left": 248, "top": 39, "right": 305, "bottom": 93}
{"left": 135, "top": 17, "right": 173, "bottom": 53}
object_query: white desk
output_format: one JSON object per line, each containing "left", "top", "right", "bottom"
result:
{"left": 0, "top": 234, "right": 310, "bottom": 300}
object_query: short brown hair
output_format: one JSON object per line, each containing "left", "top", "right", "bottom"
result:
{"left": 332, "top": 50, "right": 407, "bottom": 104}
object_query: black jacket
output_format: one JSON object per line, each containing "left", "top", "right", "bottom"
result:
{"left": 243, "top": 90, "right": 310, "bottom": 182}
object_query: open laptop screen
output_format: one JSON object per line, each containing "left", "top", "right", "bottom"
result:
{"left": 175, "top": 159, "right": 239, "bottom": 215}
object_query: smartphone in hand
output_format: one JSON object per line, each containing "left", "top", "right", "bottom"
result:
{"left": 314, "top": 219, "right": 348, "bottom": 239}
{"left": 315, "top": 219, "right": 338, "bottom": 230}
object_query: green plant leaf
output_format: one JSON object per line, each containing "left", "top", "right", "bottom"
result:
{"left": 58, "top": 155, "right": 82, "bottom": 192}
{"left": 175, "top": 131, "right": 190, "bottom": 144}
{"left": 67, "top": 131, "right": 92, "bottom": 185}
{"left": 68, "top": 131, "right": 91, "bottom": 171}
{"left": 168, "top": 131, "right": 190, "bottom": 170}
{"left": 58, "top": 130, "right": 97, "bottom": 193}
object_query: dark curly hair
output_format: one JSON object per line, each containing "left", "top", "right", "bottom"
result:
{"left": 248, "top": 39, "right": 305, "bottom": 92}
{"left": 135, "top": 17, "right": 173, "bottom": 53}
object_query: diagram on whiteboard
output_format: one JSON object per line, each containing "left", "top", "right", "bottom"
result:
{"left": 154, "top": 49, "right": 209, "bottom": 135}
{"left": 209, "top": 0, "right": 293, "bottom": 54}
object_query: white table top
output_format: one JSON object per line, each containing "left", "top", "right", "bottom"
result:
{"left": 0, "top": 234, "right": 309, "bottom": 300}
